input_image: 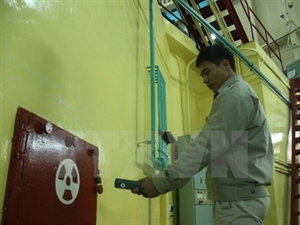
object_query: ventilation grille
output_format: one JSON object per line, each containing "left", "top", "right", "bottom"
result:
{"left": 160, "top": 0, "right": 172, "bottom": 4}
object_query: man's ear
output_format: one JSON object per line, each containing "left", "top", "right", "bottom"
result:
{"left": 222, "top": 59, "right": 231, "bottom": 70}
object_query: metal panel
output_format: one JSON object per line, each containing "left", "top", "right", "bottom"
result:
{"left": 287, "top": 59, "right": 300, "bottom": 80}
{"left": 195, "top": 204, "right": 214, "bottom": 225}
{"left": 178, "top": 135, "right": 213, "bottom": 225}
{"left": 2, "top": 107, "right": 102, "bottom": 225}
{"left": 193, "top": 168, "right": 207, "bottom": 190}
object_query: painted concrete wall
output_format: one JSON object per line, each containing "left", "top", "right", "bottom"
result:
{"left": 0, "top": 0, "right": 291, "bottom": 224}
{"left": 251, "top": 0, "right": 300, "bottom": 67}
{"left": 0, "top": 0, "right": 199, "bottom": 224}
{"left": 251, "top": 0, "right": 300, "bottom": 41}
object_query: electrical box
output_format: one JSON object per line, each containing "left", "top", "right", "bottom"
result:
{"left": 2, "top": 107, "right": 102, "bottom": 225}
{"left": 286, "top": 59, "right": 300, "bottom": 80}
{"left": 178, "top": 135, "right": 213, "bottom": 225}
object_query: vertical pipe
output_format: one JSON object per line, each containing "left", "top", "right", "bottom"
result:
{"left": 150, "top": 0, "right": 157, "bottom": 162}
{"left": 158, "top": 68, "right": 168, "bottom": 168}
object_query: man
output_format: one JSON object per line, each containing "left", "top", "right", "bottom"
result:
{"left": 132, "top": 44, "right": 274, "bottom": 225}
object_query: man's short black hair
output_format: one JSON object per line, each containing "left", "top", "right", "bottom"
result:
{"left": 196, "top": 44, "right": 236, "bottom": 72}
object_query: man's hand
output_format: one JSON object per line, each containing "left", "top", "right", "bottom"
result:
{"left": 131, "top": 177, "right": 160, "bottom": 198}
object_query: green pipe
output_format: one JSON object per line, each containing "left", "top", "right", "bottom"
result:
{"left": 175, "top": 0, "right": 290, "bottom": 107}
{"left": 157, "top": 67, "right": 168, "bottom": 168}
{"left": 149, "top": 2, "right": 168, "bottom": 170}
{"left": 150, "top": 0, "right": 157, "bottom": 162}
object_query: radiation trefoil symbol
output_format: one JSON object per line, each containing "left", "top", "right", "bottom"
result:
{"left": 55, "top": 159, "right": 80, "bottom": 205}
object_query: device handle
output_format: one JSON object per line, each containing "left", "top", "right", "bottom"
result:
{"left": 114, "top": 178, "right": 147, "bottom": 197}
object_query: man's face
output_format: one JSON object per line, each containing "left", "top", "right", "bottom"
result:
{"left": 198, "top": 60, "right": 230, "bottom": 93}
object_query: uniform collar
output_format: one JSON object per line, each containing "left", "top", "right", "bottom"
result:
{"left": 215, "top": 74, "right": 241, "bottom": 95}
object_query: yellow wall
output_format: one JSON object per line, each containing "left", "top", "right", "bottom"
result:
{"left": 0, "top": 0, "right": 199, "bottom": 224}
{"left": 0, "top": 1, "right": 291, "bottom": 224}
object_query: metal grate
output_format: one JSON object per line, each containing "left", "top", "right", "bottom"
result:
{"left": 161, "top": 0, "right": 172, "bottom": 4}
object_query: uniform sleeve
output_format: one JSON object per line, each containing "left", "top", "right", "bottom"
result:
{"left": 152, "top": 90, "right": 255, "bottom": 194}
{"left": 152, "top": 130, "right": 211, "bottom": 194}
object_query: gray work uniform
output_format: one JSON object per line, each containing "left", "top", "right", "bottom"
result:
{"left": 152, "top": 75, "right": 274, "bottom": 224}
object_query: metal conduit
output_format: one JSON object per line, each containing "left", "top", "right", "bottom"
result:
{"left": 175, "top": 0, "right": 290, "bottom": 107}
{"left": 149, "top": 0, "right": 157, "bottom": 164}
{"left": 150, "top": 0, "right": 169, "bottom": 170}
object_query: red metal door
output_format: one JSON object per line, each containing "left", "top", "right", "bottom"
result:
{"left": 2, "top": 107, "right": 102, "bottom": 225}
